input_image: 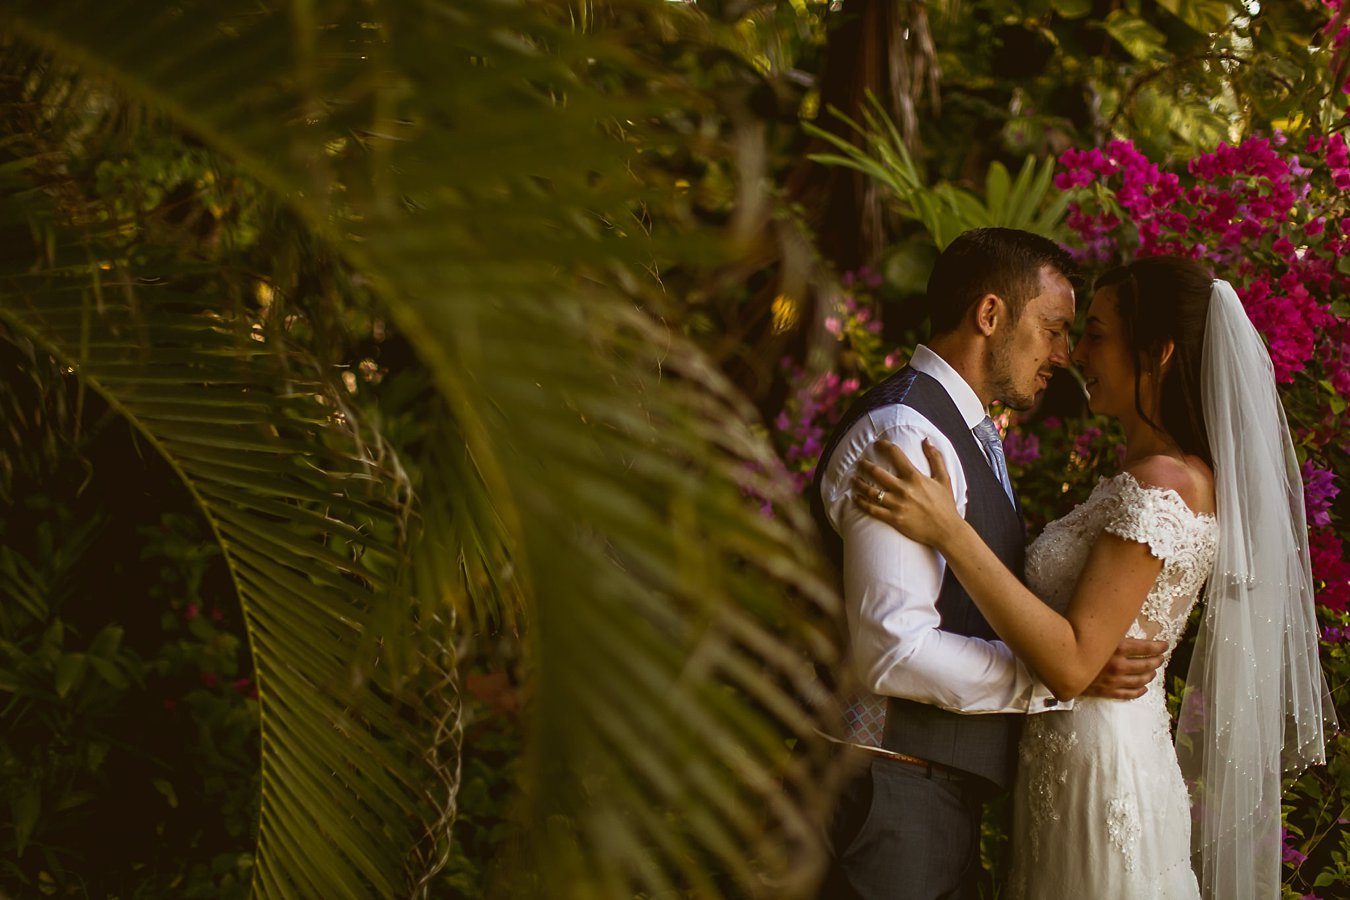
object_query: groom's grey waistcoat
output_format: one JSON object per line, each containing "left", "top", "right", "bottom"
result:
{"left": 811, "top": 366, "right": 1027, "bottom": 790}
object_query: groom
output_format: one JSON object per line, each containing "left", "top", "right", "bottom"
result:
{"left": 812, "top": 228, "right": 1167, "bottom": 899}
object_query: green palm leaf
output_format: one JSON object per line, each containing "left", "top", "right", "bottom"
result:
{"left": 0, "top": 60, "right": 456, "bottom": 895}
{"left": 2, "top": 1, "right": 846, "bottom": 896}
{"left": 807, "top": 92, "right": 1069, "bottom": 247}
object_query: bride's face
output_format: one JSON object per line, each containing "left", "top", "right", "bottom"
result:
{"left": 1071, "top": 287, "right": 1136, "bottom": 418}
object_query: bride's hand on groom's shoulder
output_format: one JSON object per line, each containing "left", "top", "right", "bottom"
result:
{"left": 1081, "top": 637, "right": 1168, "bottom": 700}
{"left": 852, "top": 438, "right": 963, "bottom": 551}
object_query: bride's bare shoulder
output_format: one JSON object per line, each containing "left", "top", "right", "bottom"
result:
{"left": 1122, "top": 454, "right": 1216, "bottom": 517}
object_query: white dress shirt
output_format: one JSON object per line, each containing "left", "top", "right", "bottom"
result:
{"left": 820, "top": 345, "right": 1065, "bottom": 747}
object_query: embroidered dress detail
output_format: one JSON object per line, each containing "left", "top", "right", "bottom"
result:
{"left": 1106, "top": 797, "right": 1142, "bottom": 872}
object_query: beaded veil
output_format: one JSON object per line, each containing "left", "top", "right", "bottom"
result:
{"left": 1177, "top": 279, "right": 1336, "bottom": 899}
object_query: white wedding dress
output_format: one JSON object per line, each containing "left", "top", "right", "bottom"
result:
{"left": 1007, "top": 471, "right": 1219, "bottom": 899}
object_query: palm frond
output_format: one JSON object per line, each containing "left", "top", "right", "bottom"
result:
{"left": 807, "top": 92, "right": 1069, "bottom": 247}
{"left": 0, "top": 55, "right": 457, "bottom": 896}
{"left": 2, "top": 1, "right": 847, "bottom": 896}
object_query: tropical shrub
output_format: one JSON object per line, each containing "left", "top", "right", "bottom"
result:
{"left": 0, "top": 350, "right": 259, "bottom": 897}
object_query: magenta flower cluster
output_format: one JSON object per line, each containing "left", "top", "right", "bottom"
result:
{"left": 826, "top": 292, "right": 884, "bottom": 339}
{"left": 826, "top": 270, "right": 886, "bottom": 355}
{"left": 1072, "top": 425, "right": 1103, "bottom": 460}
{"left": 770, "top": 268, "right": 895, "bottom": 491}
{"left": 1055, "top": 141, "right": 1181, "bottom": 264}
{"left": 1312, "top": 530, "right": 1350, "bottom": 614}
{"left": 774, "top": 365, "right": 860, "bottom": 492}
{"left": 1002, "top": 430, "right": 1041, "bottom": 467}
{"left": 1056, "top": 134, "right": 1348, "bottom": 387}
{"left": 1282, "top": 827, "right": 1310, "bottom": 868}
{"left": 1303, "top": 460, "right": 1341, "bottom": 528}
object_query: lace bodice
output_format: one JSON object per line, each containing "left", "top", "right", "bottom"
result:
{"left": 1025, "top": 471, "right": 1219, "bottom": 649}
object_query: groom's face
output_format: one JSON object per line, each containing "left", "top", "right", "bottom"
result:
{"left": 989, "top": 267, "right": 1075, "bottom": 410}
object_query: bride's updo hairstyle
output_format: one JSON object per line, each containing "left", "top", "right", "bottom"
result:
{"left": 1094, "top": 256, "right": 1215, "bottom": 469}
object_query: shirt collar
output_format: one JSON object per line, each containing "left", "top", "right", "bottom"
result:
{"left": 909, "top": 344, "right": 989, "bottom": 431}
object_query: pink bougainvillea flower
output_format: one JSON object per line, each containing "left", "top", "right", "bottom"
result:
{"left": 1302, "top": 460, "right": 1340, "bottom": 528}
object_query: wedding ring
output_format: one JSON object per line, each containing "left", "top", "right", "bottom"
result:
{"left": 875, "top": 488, "right": 886, "bottom": 503}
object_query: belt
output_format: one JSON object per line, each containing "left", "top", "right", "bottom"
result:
{"left": 852, "top": 744, "right": 963, "bottom": 778}
{"left": 824, "top": 732, "right": 968, "bottom": 781}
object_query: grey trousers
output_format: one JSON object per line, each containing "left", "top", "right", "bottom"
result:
{"left": 817, "top": 756, "right": 990, "bottom": 900}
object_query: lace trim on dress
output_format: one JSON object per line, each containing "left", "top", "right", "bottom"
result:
{"left": 1101, "top": 471, "right": 1216, "bottom": 560}
{"left": 1097, "top": 471, "right": 1219, "bottom": 646}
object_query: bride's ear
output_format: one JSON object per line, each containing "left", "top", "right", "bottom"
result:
{"left": 1158, "top": 339, "right": 1176, "bottom": 373}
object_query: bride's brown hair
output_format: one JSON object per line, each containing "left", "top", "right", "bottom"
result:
{"left": 1095, "top": 256, "right": 1215, "bottom": 469}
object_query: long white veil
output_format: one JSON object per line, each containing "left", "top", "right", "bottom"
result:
{"left": 1178, "top": 279, "right": 1336, "bottom": 898}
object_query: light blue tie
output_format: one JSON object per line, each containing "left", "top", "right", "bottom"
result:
{"left": 973, "top": 416, "right": 1016, "bottom": 507}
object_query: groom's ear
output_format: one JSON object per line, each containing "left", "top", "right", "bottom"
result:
{"left": 973, "top": 293, "right": 1002, "bottom": 337}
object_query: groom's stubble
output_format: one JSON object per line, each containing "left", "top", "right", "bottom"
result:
{"left": 987, "top": 327, "right": 1037, "bottom": 411}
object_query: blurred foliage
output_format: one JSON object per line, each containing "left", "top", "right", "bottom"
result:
{"left": 920, "top": 0, "right": 1343, "bottom": 170}
{"left": 0, "top": 0, "right": 845, "bottom": 897}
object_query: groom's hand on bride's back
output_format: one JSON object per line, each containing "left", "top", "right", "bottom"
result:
{"left": 1081, "top": 637, "right": 1168, "bottom": 700}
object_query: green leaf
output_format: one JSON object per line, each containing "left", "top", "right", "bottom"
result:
{"left": 985, "top": 161, "right": 1011, "bottom": 220}
{"left": 0, "top": 179, "right": 447, "bottom": 898}
{"left": 1157, "top": 0, "right": 1233, "bottom": 34}
{"left": 11, "top": 782, "right": 38, "bottom": 856}
{"left": 88, "top": 624, "right": 123, "bottom": 658}
{"left": 40, "top": 619, "right": 63, "bottom": 654}
{"left": 1103, "top": 10, "right": 1169, "bottom": 62}
{"left": 87, "top": 656, "right": 128, "bottom": 690}
{"left": 811, "top": 100, "right": 1065, "bottom": 243}
{"left": 151, "top": 778, "right": 178, "bottom": 809}
{"left": 54, "top": 652, "right": 87, "bottom": 699}
{"left": 54, "top": 791, "right": 94, "bottom": 812}
{"left": 1052, "top": 0, "right": 1093, "bottom": 19}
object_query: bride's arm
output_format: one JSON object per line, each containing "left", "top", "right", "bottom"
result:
{"left": 934, "top": 512, "right": 1162, "bottom": 701}
{"left": 856, "top": 439, "right": 1165, "bottom": 701}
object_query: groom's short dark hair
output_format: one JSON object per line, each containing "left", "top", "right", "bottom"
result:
{"left": 926, "top": 228, "right": 1075, "bottom": 335}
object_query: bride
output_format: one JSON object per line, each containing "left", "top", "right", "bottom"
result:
{"left": 853, "top": 256, "right": 1334, "bottom": 899}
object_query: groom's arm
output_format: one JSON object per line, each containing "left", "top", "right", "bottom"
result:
{"left": 824, "top": 411, "right": 1064, "bottom": 715}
